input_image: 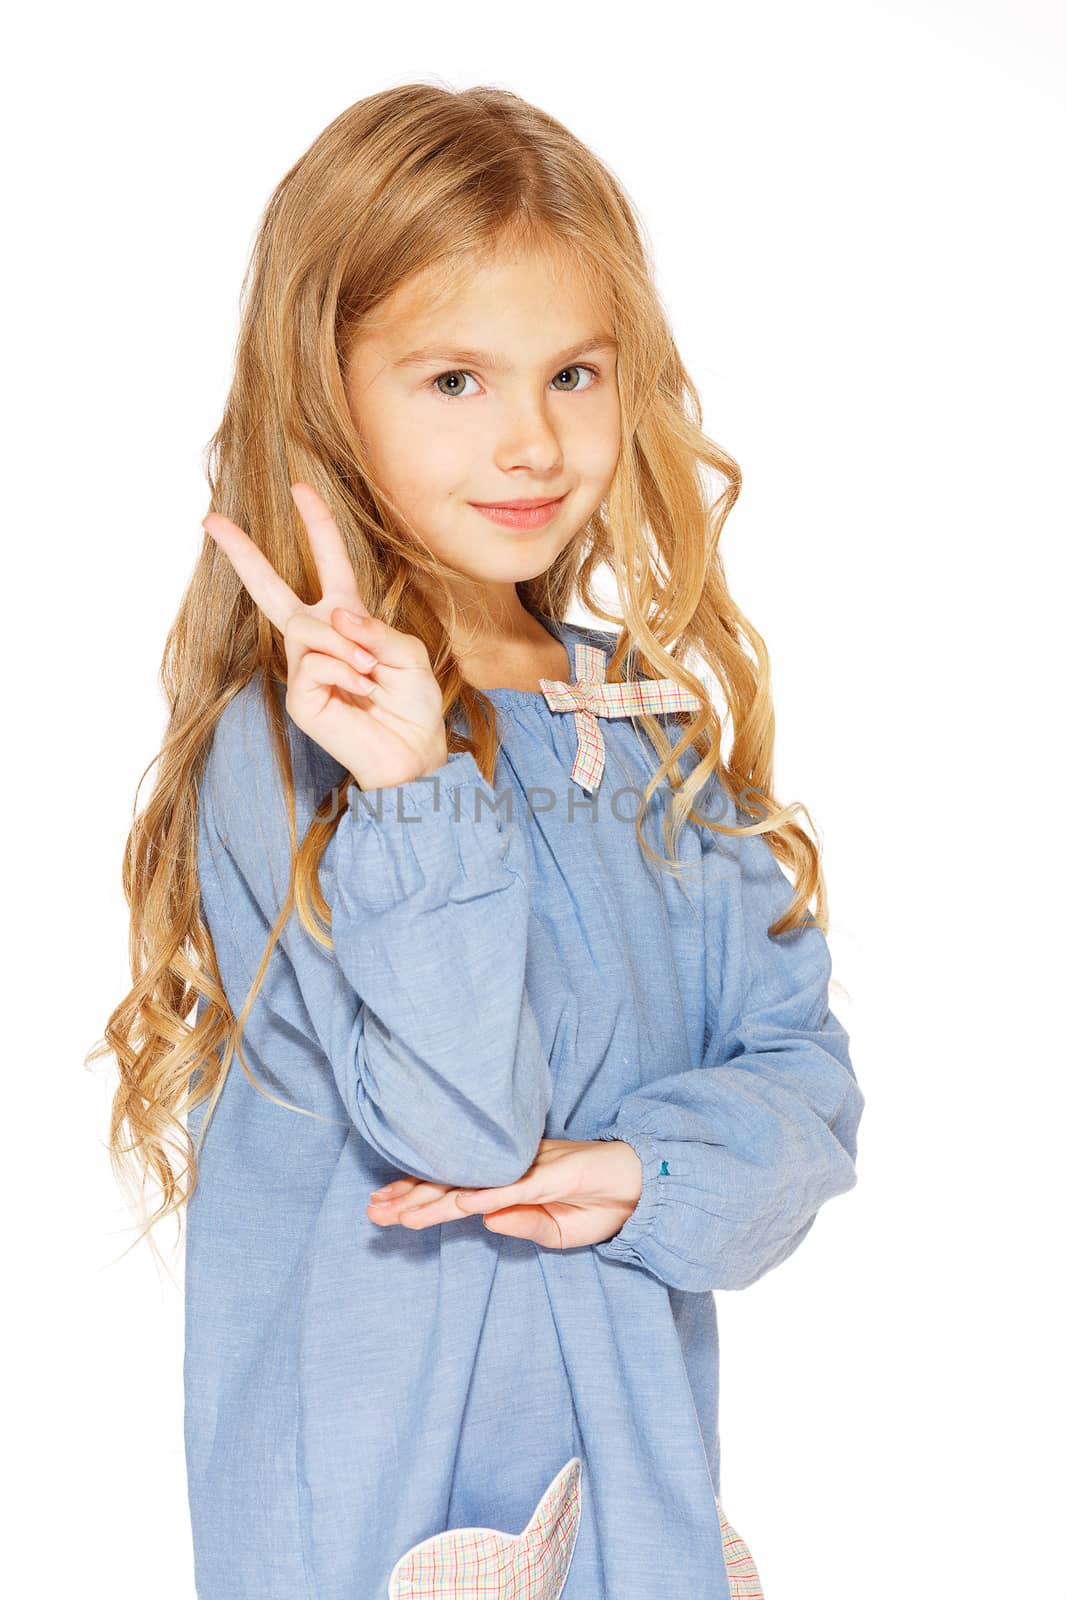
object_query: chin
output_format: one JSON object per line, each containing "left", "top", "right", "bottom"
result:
{"left": 467, "top": 550, "right": 558, "bottom": 584}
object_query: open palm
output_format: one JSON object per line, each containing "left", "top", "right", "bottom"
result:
{"left": 366, "top": 1138, "right": 645, "bottom": 1248}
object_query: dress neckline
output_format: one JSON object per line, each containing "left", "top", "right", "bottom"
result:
{"left": 475, "top": 613, "right": 580, "bottom": 706}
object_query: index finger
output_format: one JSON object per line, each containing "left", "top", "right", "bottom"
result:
{"left": 202, "top": 511, "right": 303, "bottom": 634}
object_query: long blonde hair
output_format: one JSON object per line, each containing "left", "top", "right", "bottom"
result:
{"left": 89, "top": 80, "right": 833, "bottom": 1264}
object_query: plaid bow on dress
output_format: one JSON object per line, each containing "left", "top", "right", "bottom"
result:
{"left": 539, "top": 642, "right": 704, "bottom": 792}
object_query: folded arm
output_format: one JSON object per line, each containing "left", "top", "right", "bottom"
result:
{"left": 197, "top": 678, "right": 553, "bottom": 1187}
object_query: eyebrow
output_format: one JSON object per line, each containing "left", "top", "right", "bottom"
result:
{"left": 392, "top": 334, "right": 618, "bottom": 372}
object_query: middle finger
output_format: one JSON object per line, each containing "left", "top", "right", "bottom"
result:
{"left": 290, "top": 482, "right": 369, "bottom": 616}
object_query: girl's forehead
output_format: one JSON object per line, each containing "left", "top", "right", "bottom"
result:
{"left": 370, "top": 237, "right": 609, "bottom": 336}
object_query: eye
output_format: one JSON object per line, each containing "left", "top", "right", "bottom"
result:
{"left": 429, "top": 363, "right": 601, "bottom": 402}
{"left": 550, "top": 364, "right": 599, "bottom": 392}
{"left": 432, "top": 370, "right": 484, "bottom": 400}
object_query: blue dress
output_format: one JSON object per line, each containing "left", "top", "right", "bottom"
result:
{"left": 183, "top": 612, "right": 864, "bottom": 1599}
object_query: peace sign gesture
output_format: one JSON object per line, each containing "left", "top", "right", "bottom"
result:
{"left": 202, "top": 483, "right": 448, "bottom": 791}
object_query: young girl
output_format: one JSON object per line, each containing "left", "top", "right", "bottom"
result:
{"left": 104, "top": 82, "right": 863, "bottom": 1599}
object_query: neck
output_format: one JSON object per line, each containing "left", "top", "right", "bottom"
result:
{"left": 418, "top": 581, "right": 546, "bottom": 659}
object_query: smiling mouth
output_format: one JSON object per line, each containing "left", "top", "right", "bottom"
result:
{"left": 469, "top": 495, "right": 569, "bottom": 530}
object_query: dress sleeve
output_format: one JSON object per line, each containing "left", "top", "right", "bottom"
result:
{"left": 593, "top": 774, "right": 864, "bottom": 1293}
{"left": 197, "top": 677, "right": 553, "bottom": 1189}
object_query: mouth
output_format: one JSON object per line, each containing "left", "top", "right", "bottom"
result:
{"left": 469, "top": 492, "right": 569, "bottom": 531}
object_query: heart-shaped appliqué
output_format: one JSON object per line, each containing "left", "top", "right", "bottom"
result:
{"left": 386, "top": 1454, "right": 764, "bottom": 1598}
{"left": 387, "top": 1455, "right": 582, "bottom": 1599}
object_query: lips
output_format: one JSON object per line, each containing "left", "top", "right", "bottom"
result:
{"left": 470, "top": 493, "right": 569, "bottom": 531}
{"left": 469, "top": 496, "right": 566, "bottom": 509}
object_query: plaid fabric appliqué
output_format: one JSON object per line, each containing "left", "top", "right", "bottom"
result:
{"left": 717, "top": 1497, "right": 766, "bottom": 1598}
{"left": 386, "top": 1456, "right": 582, "bottom": 1599}
{"left": 386, "top": 1455, "right": 764, "bottom": 1598}
{"left": 539, "top": 643, "right": 703, "bottom": 792}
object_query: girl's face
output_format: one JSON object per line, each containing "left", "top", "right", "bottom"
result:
{"left": 343, "top": 244, "right": 621, "bottom": 608}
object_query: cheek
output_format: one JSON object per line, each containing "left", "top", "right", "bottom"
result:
{"left": 391, "top": 428, "right": 473, "bottom": 502}
{"left": 372, "top": 432, "right": 462, "bottom": 512}
{"left": 572, "top": 418, "right": 621, "bottom": 493}
{"left": 568, "top": 387, "right": 620, "bottom": 474}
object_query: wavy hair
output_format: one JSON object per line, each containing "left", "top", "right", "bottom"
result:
{"left": 88, "top": 80, "right": 835, "bottom": 1263}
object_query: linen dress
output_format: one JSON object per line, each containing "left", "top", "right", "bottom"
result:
{"left": 183, "top": 612, "right": 864, "bottom": 1599}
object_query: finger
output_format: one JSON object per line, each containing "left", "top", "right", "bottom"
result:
{"left": 286, "top": 611, "right": 380, "bottom": 677}
{"left": 299, "top": 649, "right": 380, "bottom": 702}
{"left": 332, "top": 608, "right": 430, "bottom": 672}
{"left": 390, "top": 1194, "right": 468, "bottom": 1229}
{"left": 203, "top": 512, "right": 304, "bottom": 635}
{"left": 368, "top": 1178, "right": 448, "bottom": 1209}
{"left": 368, "top": 1179, "right": 417, "bottom": 1201}
{"left": 290, "top": 483, "right": 371, "bottom": 617}
{"left": 380, "top": 1182, "right": 488, "bottom": 1230}
{"left": 453, "top": 1178, "right": 544, "bottom": 1214}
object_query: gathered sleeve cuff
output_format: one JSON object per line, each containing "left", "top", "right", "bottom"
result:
{"left": 591, "top": 773, "right": 864, "bottom": 1292}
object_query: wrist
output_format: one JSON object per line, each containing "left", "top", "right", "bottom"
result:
{"left": 347, "top": 738, "right": 450, "bottom": 792}
{"left": 604, "top": 1138, "right": 644, "bottom": 1207}
{"left": 419, "top": 738, "right": 449, "bottom": 779}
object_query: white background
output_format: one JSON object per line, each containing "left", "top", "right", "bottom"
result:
{"left": 3, "top": 1, "right": 1063, "bottom": 1594}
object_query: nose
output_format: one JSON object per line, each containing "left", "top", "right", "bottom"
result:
{"left": 492, "top": 394, "right": 565, "bottom": 475}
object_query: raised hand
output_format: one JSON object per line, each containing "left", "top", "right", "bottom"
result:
{"left": 202, "top": 483, "right": 448, "bottom": 791}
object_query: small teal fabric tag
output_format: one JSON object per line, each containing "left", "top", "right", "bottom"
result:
{"left": 659, "top": 1160, "right": 670, "bottom": 1176}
